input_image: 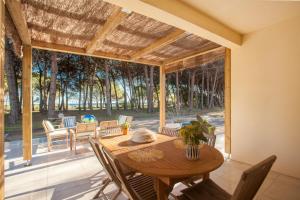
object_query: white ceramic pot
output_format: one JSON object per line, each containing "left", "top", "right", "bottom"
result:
{"left": 185, "top": 144, "right": 200, "bottom": 160}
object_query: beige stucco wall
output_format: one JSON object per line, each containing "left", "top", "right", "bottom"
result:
{"left": 231, "top": 15, "right": 300, "bottom": 178}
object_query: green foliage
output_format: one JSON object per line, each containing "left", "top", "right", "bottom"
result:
{"left": 179, "top": 116, "right": 215, "bottom": 145}
{"left": 121, "top": 121, "right": 130, "bottom": 129}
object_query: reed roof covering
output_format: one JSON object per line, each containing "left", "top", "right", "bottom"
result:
{"left": 7, "top": 0, "right": 224, "bottom": 72}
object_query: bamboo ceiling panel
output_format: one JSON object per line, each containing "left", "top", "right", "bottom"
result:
{"left": 16, "top": 0, "right": 224, "bottom": 69}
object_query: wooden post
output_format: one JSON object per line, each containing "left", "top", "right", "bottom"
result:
{"left": 22, "top": 45, "right": 32, "bottom": 163}
{"left": 0, "top": 0, "right": 5, "bottom": 197}
{"left": 224, "top": 48, "right": 231, "bottom": 154}
{"left": 159, "top": 66, "right": 166, "bottom": 130}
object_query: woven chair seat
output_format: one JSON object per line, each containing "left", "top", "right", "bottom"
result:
{"left": 179, "top": 179, "right": 231, "bottom": 200}
{"left": 127, "top": 175, "right": 157, "bottom": 200}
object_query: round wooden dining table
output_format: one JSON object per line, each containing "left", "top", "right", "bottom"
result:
{"left": 99, "top": 133, "right": 224, "bottom": 200}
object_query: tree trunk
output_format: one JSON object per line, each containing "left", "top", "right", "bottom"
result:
{"left": 48, "top": 52, "right": 58, "bottom": 118}
{"left": 154, "top": 82, "right": 159, "bottom": 109}
{"left": 4, "top": 42, "right": 20, "bottom": 124}
{"left": 112, "top": 74, "right": 119, "bottom": 110}
{"left": 43, "top": 65, "right": 48, "bottom": 111}
{"left": 149, "top": 66, "right": 154, "bottom": 112}
{"left": 105, "top": 62, "right": 111, "bottom": 115}
{"left": 83, "top": 83, "right": 88, "bottom": 111}
{"left": 59, "top": 78, "right": 64, "bottom": 111}
{"left": 209, "top": 68, "right": 219, "bottom": 108}
{"left": 65, "top": 82, "right": 68, "bottom": 111}
{"left": 144, "top": 66, "right": 150, "bottom": 112}
{"left": 189, "top": 70, "right": 196, "bottom": 110}
{"left": 38, "top": 67, "right": 43, "bottom": 112}
{"left": 206, "top": 69, "right": 210, "bottom": 108}
{"left": 78, "top": 78, "right": 82, "bottom": 111}
{"left": 88, "top": 66, "right": 96, "bottom": 110}
{"left": 201, "top": 70, "right": 204, "bottom": 109}
{"left": 139, "top": 76, "right": 144, "bottom": 109}
{"left": 121, "top": 75, "right": 127, "bottom": 110}
{"left": 89, "top": 83, "right": 93, "bottom": 110}
{"left": 127, "top": 67, "right": 135, "bottom": 110}
{"left": 175, "top": 71, "right": 180, "bottom": 114}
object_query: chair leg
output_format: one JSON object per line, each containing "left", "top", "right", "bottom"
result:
{"left": 111, "top": 188, "right": 121, "bottom": 200}
{"left": 70, "top": 133, "right": 73, "bottom": 151}
{"left": 66, "top": 133, "right": 69, "bottom": 148}
{"left": 93, "top": 178, "right": 111, "bottom": 199}
{"left": 74, "top": 138, "right": 76, "bottom": 154}
{"left": 48, "top": 137, "right": 52, "bottom": 152}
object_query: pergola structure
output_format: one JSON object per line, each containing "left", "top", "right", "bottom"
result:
{"left": 0, "top": 0, "right": 232, "bottom": 197}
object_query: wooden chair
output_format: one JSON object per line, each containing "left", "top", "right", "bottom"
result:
{"left": 178, "top": 155, "right": 277, "bottom": 200}
{"left": 102, "top": 146, "right": 157, "bottom": 200}
{"left": 71, "top": 122, "right": 97, "bottom": 153}
{"left": 98, "top": 115, "right": 133, "bottom": 137}
{"left": 182, "top": 132, "right": 217, "bottom": 187}
{"left": 203, "top": 132, "right": 216, "bottom": 147}
{"left": 161, "top": 126, "right": 180, "bottom": 137}
{"left": 88, "top": 138, "right": 121, "bottom": 200}
{"left": 61, "top": 116, "right": 76, "bottom": 128}
{"left": 42, "top": 120, "right": 69, "bottom": 151}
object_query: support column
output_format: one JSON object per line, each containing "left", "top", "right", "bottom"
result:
{"left": 224, "top": 48, "right": 231, "bottom": 154}
{"left": 159, "top": 65, "right": 166, "bottom": 130}
{"left": 22, "top": 45, "right": 32, "bottom": 163}
{"left": 0, "top": 0, "right": 5, "bottom": 197}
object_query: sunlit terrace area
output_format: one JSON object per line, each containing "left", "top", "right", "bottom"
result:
{"left": 1, "top": 0, "right": 300, "bottom": 200}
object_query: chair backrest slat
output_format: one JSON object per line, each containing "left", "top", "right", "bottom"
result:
{"left": 100, "top": 120, "right": 118, "bottom": 129}
{"left": 102, "top": 146, "right": 139, "bottom": 200}
{"left": 161, "top": 127, "right": 179, "bottom": 137}
{"left": 203, "top": 132, "right": 216, "bottom": 147}
{"left": 231, "top": 155, "right": 277, "bottom": 200}
{"left": 62, "top": 116, "right": 76, "bottom": 128}
{"left": 76, "top": 122, "right": 97, "bottom": 133}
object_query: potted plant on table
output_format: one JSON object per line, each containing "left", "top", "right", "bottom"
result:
{"left": 121, "top": 122, "right": 130, "bottom": 135}
{"left": 179, "top": 120, "right": 209, "bottom": 160}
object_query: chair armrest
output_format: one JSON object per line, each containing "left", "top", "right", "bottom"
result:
{"left": 53, "top": 127, "right": 69, "bottom": 132}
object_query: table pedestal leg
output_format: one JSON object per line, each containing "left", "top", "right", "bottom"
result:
{"left": 155, "top": 178, "right": 170, "bottom": 200}
{"left": 203, "top": 173, "right": 210, "bottom": 180}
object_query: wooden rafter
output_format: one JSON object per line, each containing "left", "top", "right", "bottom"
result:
{"left": 86, "top": 7, "right": 128, "bottom": 54}
{"left": 165, "top": 54, "right": 224, "bottom": 73}
{"left": 164, "top": 46, "right": 223, "bottom": 66}
{"left": 27, "top": 23, "right": 93, "bottom": 41}
{"left": 131, "top": 29, "right": 185, "bottom": 60}
{"left": 32, "top": 40, "right": 161, "bottom": 66}
{"left": 6, "top": 0, "right": 31, "bottom": 45}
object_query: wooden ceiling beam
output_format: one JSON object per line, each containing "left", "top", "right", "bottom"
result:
{"left": 6, "top": 0, "right": 31, "bottom": 45}
{"left": 104, "top": 0, "right": 242, "bottom": 48}
{"left": 32, "top": 40, "right": 161, "bottom": 66}
{"left": 131, "top": 29, "right": 185, "bottom": 60}
{"left": 164, "top": 46, "right": 224, "bottom": 66}
{"left": 86, "top": 7, "right": 128, "bottom": 54}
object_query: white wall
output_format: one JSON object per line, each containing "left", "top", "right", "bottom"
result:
{"left": 231, "top": 15, "right": 300, "bottom": 178}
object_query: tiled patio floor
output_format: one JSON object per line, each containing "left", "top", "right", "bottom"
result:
{"left": 4, "top": 114, "right": 300, "bottom": 199}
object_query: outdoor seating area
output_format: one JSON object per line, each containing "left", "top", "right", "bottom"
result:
{"left": 42, "top": 115, "right": 134, "bottom": 153}
{"left": 1, "top": 0, "right": 300, "bottom": 200}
